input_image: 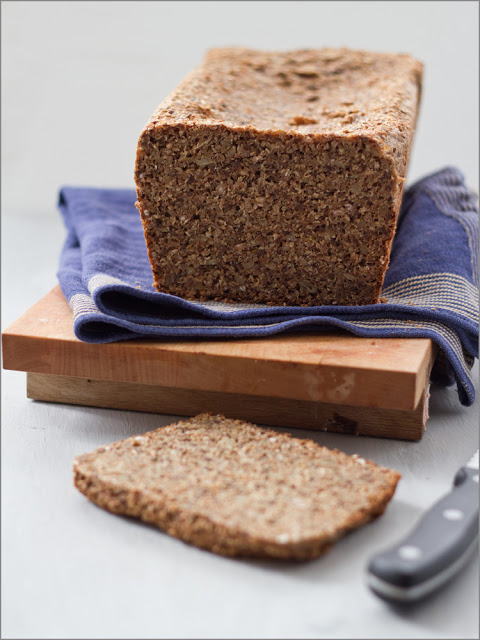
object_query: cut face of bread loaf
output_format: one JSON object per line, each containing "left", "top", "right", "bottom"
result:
{"left": 74, "top": 414, "right": 401, "bottom": 560}
{"left": 135, "top": 47, "right": 422, "bottom": 306}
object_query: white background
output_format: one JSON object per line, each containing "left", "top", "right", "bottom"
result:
{"left": 2, "top": 2, "right": 479, "bottom": 639}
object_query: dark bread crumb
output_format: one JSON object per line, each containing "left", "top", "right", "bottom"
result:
{"left": 135, "top": 48, "right": 422, "bottom": 307}
{"left": 74, "top": 413, "right": 401, "bottom": 560}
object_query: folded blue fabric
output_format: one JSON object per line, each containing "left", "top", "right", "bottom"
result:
{"left": 57, "top": 167, "right": 479, "bottom": 406}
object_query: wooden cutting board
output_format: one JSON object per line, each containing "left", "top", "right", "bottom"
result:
{"left": 2, "top": 286, "right": 435, "bottom": 440}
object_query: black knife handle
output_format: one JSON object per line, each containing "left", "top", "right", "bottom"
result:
{"left": 367, "top": 467, "right": 479, "bottom": 603}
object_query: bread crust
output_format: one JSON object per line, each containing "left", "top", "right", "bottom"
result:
{"left": 135, "top": 48, "right": 422, "bottom": 306}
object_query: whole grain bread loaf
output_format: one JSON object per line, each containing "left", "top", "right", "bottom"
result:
{"left": 74, "top": 414, "right": 401, "bottom": 560}
{"left": 135, "top": 47, "right": 422, "bottom": 306}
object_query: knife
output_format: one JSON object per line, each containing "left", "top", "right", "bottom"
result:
{"left": 367, "top": 450, "right": 479, "bottom": 603}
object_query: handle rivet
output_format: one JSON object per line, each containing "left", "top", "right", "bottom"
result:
{"left": 443, "top": 508, "right": 464, "bottom": 521}
{"left": 398, "top": 545, "right": 422, "bottom": 560}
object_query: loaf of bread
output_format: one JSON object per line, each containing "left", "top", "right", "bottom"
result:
{"left": 135, "top": 48, "right": 422, "bottom": 306}
{"left": 74, "top": 414, "right": 401, "bottom": 560}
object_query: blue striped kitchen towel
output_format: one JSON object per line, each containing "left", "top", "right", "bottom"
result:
{"left": 57, "top": 167, "right": 479, "bottom": 406}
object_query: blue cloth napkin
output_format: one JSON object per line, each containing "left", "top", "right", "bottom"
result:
{"left": 57, "top": 167, "right": 479, "bottom": 406}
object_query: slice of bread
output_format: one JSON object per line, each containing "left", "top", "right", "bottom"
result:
{"left": 74, "top": 414, "right": 400, "bottom": 560}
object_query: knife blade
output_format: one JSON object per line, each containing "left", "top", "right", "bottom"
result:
{"left": 367, "top": 450, "right": 479, "bottom": 603}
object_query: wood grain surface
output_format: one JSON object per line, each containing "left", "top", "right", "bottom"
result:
{"left": 3, "top": 286, "right": 434, "bottom": 412}
{"left": 27, "top": 372, "right": 429, "bottom": 440}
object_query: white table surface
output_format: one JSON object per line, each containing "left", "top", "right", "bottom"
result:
{"left": 2, "top": 3, "right": 478, "bottom": 638}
